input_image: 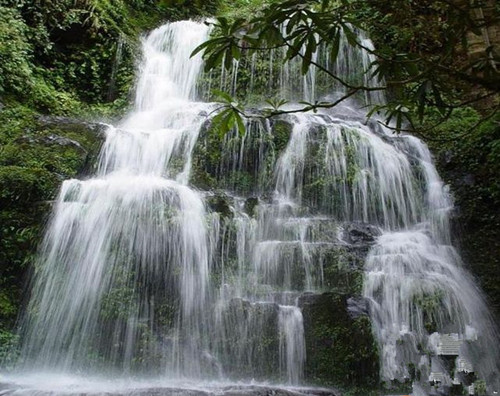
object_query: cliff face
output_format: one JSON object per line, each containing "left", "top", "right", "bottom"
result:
{"left": 426, "top": 108, "right": 500, "bottom": 322}
{"left": 466, "top": 0, "right": 499, "bottom": 60}
{"left": 441, "top": 0, "right": 500, "bottom": 321}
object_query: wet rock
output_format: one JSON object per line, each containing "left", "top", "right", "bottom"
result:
{"left": 36, "top": 115, "right": 107, "bottom": 135}
{"left": 16, "top": 134, "right": 86, "bottom": 153}
{"left": 32, "top": 115, "right": 106, "bottom": 176}
{"left": 219, "top": 299, "right": 280, "bottom": 380}
{"left": 298, "top": 292, "right": 379, "bottom": 389}
{"left": 461, "top": 174, "right": 475, "bottom": 187}
{"left": 219, "top": 385, "right": 339, "bottom": 396}
{"left": 343, "top": 222, "right": 381, "bottom": 245}
{"left": 457, "top": 371, "right": 476, "bottom": 386}
{"left": 439, "top": 150, "right": 454, "bottom": 168}
{"left": 191, "top": 117, "right": 283, "bottom": 193}
{"left": 347, "top": 296, "right": 369, "bottom": 319}
{"left": 271, "top": 118, "right": 293, "bottom": 152}
{"left": 244, "top": 197, "right": 259, "bottom": 217}
{"left": 206, "top": 192, "right": 234, "bottom": 219}
{"left": 227, "top": 297, "right": 252, "bottom": 313}
{"left": 317, "top": 245, "right": 365, "bottom": 295}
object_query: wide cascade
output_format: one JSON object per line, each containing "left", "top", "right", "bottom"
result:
{"left": 3, "top": 20, "right": 499, "bottom": 395}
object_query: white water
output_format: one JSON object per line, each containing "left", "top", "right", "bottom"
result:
{"left": 200, "top": 20, "right": 500, "bottom": 392}
{"left": 2, "top": 18, "right": 499, "bottom": 396}
{"left": 279, "top": 306, "right": 306, "bottom": 384}
{"left": 18, "top": 21, "right": 214, "bottom": 377}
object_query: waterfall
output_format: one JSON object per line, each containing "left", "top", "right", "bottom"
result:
{"left": 17, "top": 20, "right": 215, "bottom": 377}
{"left": 210, "top": 26, "right": 385, "bottom": 105}
{"left": 363, "top": 132, "right": 500, "bottom": 391}
{"left": 279, "top": 305, "right": 305, "bottom": 384}
{"left": 2, "top": 19, "right": 499, "bottom": 396}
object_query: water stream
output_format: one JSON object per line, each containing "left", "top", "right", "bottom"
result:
{"left": 1, "top": 20, "right": 499, "bottom": 396}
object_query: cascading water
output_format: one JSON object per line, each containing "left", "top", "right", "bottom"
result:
{"left": 15, "top": 21, "right": 215, "bottom": 378}
{"left": 2, "top": 18, "right": 499, "bottom": 396}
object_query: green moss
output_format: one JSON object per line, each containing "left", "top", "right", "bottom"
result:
{"left": 190, "top": 121, "right": 224, "bottom": 190}
{"left": 206, "top": 192, "right": 234, "bottom": 219}
{"left": 0, "top": 166, "right": 58, "bottom": 327}
{"left": 1, "top": 143, "right": 82, "bottom": 178}
{"left": 191, "top": 119, "right": 274, "bottom": 193}
{"left": 219, "top": 299, "right": 280, "bottom": 381}
{"left": 243, "top": 197, "right": 259, "bottom": 217}
{"left": 320, "top": 248, "right": 364, "bottom": 295}
{"left": 427, "top": 109, "right": 500, "bottom": 317}
{"left": 0, "top": 329, "right": 19, "bottom": 368}
{"left": 271, "top": 119, "right": 293, "bottom": 152}
{"left": 0, "top": 106, "right": 37, "bottom": 145}
{"left": 474, "top": 379, "right": 487, "bottom": 396}
{"left": 300, "top": 293, "right": 379, "bottom": 392}
{"left": 100, "top": 285, "right": 136, "bottom": 321}
{"left": 413, "top": 290, "right": 445, "bottom": 334}
{"left": 0, "top": 166, "right": 59, "bottom": 206}
{"left": 0, "top": 106, "right": 105, "bottom": 332}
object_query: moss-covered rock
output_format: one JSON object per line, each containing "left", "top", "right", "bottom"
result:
{"left": 190, "top": 119, "right": 224, "bottom": 190}
{"left": 191, "top": 117, "right": 288, "bottom": 195}
{"left": 319, "top": 246, "right": 366, "bottom": 295}
{"left": 0, "top": 109, "right": 105, "bottom": 337}
{"left": 244, "top": 197, "right": 259, "bottom": 217}
{"left": 271, "top": 118, "right": 293, "bottom": 152}
{"left": 217, "top": 298, "right": 280, "bottom": 381}
{"left": 206, "top": 191, "right": 234, "bottom": 220}
{"left": 299, "top": 292, "right": 380, "bottom": 393}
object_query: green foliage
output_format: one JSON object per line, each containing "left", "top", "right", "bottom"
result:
{"left": 29, "top": 76, "right": 82, "bottom": 115}
{"left": 0, "top": 166, "right": 58, "bottom": 206}
{"left": 159, "top": 0, "right": 219, "bottom": 20}
{"left": 0, "top": 329, "right": 19, "bottom": 368}
{"left": 414, "top": 290, "right": 445, "bottom": 333}
{"left": 0, "top": 7, "right": 33, "bottom": 95}
{"left": 0, "top": 0, "right": 183, "bottom": 110}
{"left": 474, "top": 379, "right": 487, "bottom": 396}
{"left": 0, "top": 105, "right": 105, "bottom": 333}
{"left": 272, "top": 119, "right": 293, "bottom": 151}
{"left": 0, "top": 106, "right": 37, "bottom": 145}
{"left": 217, "top": 0, "right": 273, "bottom": 20}
{"left": 100, "top": 285, "right": 136, "bottom": 321}
{"left": 194, "top": 0, "right": 499, "bottom": 135}
{"left": 209, "top": 90, "right": 246, "bottom": 136}
{"left": 301, "top": 293, "right": 380, "bottom": 392}
{"left": 427, "top": 108, "right": 500, "bottom": 315}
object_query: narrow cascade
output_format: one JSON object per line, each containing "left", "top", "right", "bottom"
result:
{"left": 3, "top": 19, "right": 499, "bottom": 396}
{"left": 279, "top": 306, "right": 305, "bottom": 384}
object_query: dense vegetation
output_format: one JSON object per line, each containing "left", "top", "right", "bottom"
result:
{"left": 0, "top": 0, "right": 498, "bottom": 389}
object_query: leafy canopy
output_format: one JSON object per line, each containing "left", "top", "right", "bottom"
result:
{"left": 192, "top": 0, "right": 499, "bottom": 138}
